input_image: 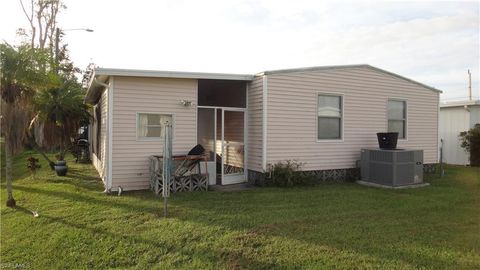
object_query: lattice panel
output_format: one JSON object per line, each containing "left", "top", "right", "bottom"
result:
{"left": 149, "top": 156, "right": 208, "bottom": 195}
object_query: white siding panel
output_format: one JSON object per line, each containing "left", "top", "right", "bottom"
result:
{"left": 91, "top": 87, "right": 108, "bottom": 183}
{"left": 247, "top": 76, "right": 263, "bottom": 172}
{"left": 470, "top": 106, "right": 480, "bottom": 128}
{"left": 112, "top": 76, "right": 197, "bottom": 190}
{"left": 266, "top": 66, "right": 439, "bottom": 171}
{"left": 439, "top": 106, "right": 471, "bottom": 165}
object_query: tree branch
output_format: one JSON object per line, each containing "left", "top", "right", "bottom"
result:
{"left": 19, "top": 0, "right": 33, "bottom": 22}
{"left": 19, "top": 0, "right": 36, "bottom": 47}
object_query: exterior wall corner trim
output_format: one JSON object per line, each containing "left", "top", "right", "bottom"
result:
{"left": 107, "top": 77, "right": 114, "bottom": 190}
{"left": 262, "top": 75, "right": 268, "bottom": 171}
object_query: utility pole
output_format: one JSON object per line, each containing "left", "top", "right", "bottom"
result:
{"left": 55, "top": 27, "right": 60, "bottom": 72}
{"left": 468, "top": 69, "right": 472, "bottom": 101}
{"left": 54, "top": 28, "right": 93, "bottom": 72}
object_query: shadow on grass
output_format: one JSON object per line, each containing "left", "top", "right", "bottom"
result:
{"left": 45, "top": 166, "right": 103, "bottom": 192}
{"left": 12, "top": 205, "right": 34, "bottom": 215}
{"left": 11, "top": 195, "right": 470, "bottom": 269}
{"left": 14, "top": 185, "right": 161, "bottom": 215}
{"left": 9, "top": 204, "right": 280, "bottom": 269}
{"left": 9, "top": 165, "right": 479, "bottom": 269}
{"left": 166, "top": 180, "right": 478, "bottom": 269}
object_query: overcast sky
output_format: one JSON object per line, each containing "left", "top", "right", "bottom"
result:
{"left": 1, "top": 0, "right": 479, "bottom": 101}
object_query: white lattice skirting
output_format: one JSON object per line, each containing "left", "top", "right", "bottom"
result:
{"left": 149, "top": 156, "right": 208, "bottom": 195}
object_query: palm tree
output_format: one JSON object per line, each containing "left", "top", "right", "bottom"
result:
{"left": 34, "top": 78, "right": 90, "bottom": 161}
{"left": 1, "top": 43, "right": 50, "bottom": 207}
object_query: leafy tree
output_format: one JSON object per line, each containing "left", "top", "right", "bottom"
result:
{"left": 19, "top": 0, "right": 65, "bottom": 51}
{"left": 19, "top": 0, "right": 78, "bottom": 76}
{"left": 0, "top": 43, "right": 50, "bottom": 207}
{"left": 0, "top": 0, "right": 90, "bottom": 207}
{"left": 17, "top": 0, "right": 89, "bottom": 165}
{"left": 459, "top": 124, "right": 480, "bottom": 166}
{"left": 33, "top": 78, "right": 90, "bottom": 160}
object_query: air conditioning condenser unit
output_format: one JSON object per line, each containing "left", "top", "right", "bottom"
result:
{"left": 360, "top": 149, "right": 425, "bottom": 187}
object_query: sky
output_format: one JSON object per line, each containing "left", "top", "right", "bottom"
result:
{"left": 1, "top": 0, "right": 479, "bottom": 101}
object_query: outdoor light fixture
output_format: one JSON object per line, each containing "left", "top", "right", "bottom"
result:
{"left": 55, "top": 27, "right": 93, "bottom": 70}
{"left": 180, "top": 100, "right": 193, "bottom": 107}
{"left": 62, "top": 28, "right": 94, "bottom": 32}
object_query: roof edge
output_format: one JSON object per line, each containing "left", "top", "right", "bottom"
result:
{"left": 440, "top": 99, "right": 480, "bottom": 108}
{"left": 84, "top": 64, "right": 444, "bottom": 104}
{"left": 258, "top": 64, "right": 369, "bottom": 76}
{"left": 94, "top": 68, "right": 254, "bottom": 81}
{"left": 365, "top": 65, "right": 443, "bottom": 94}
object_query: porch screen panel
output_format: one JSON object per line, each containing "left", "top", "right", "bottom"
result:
{"left": 198, "top": 80, "right": 246, "bottom": 108}
{"left": 197, "top": 108, "right": 215, "bottom": 161}
{"left": 223, "top": 111, "right": 245, "bottom": 174}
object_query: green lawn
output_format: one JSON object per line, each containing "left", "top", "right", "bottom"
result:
{"left": 1, "top": 148, "right": 479, "bottom": 269}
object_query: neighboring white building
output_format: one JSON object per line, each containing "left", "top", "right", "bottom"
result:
{"left": 439, "top": 100, "right": 480, "bottom": 165}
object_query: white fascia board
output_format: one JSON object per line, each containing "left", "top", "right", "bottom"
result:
{"left": 259, "top": 64, "right": 368, "bottom": 76}
{"left": 95, "top": 68, "right": 254, "bottom": 81}
{"left": 440, "top": 99, "right": 480, "bottom": 108}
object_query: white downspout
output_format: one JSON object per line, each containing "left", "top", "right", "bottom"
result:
{"left": 94, "top": 77, "right": 109, "bottom": 88}
{"left": 107, "top": 78, "right": 114, "bottom": 191}
{"left": 262, "top": 75, "right": 268, "bottom": 172}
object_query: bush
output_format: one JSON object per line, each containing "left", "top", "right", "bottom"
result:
{"left": 267, "top": 160, "right": 315, "bottom": 187}
{"left": 27, "top": 156, "right": 41, "bottom": 179}
{"left": 459, "top": 124, "right": 480, "bottom": 166}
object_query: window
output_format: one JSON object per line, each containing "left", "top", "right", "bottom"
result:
{"left": 387, "top": 100, "right": 406, "bottom": 139}
{"left": 137, "top": 113, "right": 172, "bottom": 140}
{"left": 317, "top": 94, "right": 342, "bottom": 140}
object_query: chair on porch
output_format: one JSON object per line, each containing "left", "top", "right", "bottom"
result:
{"left": 149, "top": 144, "right": 209, "bottom": 195}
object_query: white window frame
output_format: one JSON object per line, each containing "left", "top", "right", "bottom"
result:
{"left": 316, "top": 92, "right": 344, "bottom": 142}
{"left": 387, "top": 99, "right": 408, "bottom": 140}
{"left": 136, "top": 112, "right": 174, "bottom": 141}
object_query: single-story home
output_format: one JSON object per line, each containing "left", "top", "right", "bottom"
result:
{"left": 85, "top": 64, "right": 441, "bottom": 191}
{"left": 439, "top": 99, "right": 480, "bottom": 165}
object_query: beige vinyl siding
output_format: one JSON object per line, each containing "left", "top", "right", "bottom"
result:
{"left": 247, "top": 76, "right": 264, "bottom": 172}
{"left": 112, "top": 77, "right": 197, "bottom": 190}
{"left": 266, "top": 66, "right": 439, "bottom": 171}
{"left": 92, "top": 87, "right": 108, "bottom": 182}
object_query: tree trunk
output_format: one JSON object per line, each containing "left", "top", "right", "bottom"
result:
{"left": 36, "top": 146, "right": 56, "bottom": 170}
{"left": 30, "top": 139, "right": 56, "bottom": 170}
{"left": 5, "top": 142, "right": 16, "bottom": 207}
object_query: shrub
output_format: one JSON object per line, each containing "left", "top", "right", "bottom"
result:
{"left": 267, "top": 160, "right": 315, "bottom": 187}
{"left": 459, "top": 124, "right": 480, "bottom": 166}
{"left": 27, "top": 156, "right": 41, "bottom": 179}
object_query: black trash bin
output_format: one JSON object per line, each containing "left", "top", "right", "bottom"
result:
{"left": 376, "top": 132, "right": 399, "bottom": 149}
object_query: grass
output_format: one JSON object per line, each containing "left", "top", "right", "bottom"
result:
{"left": 1, "top": 147, "right": 479, "bottom": 269}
